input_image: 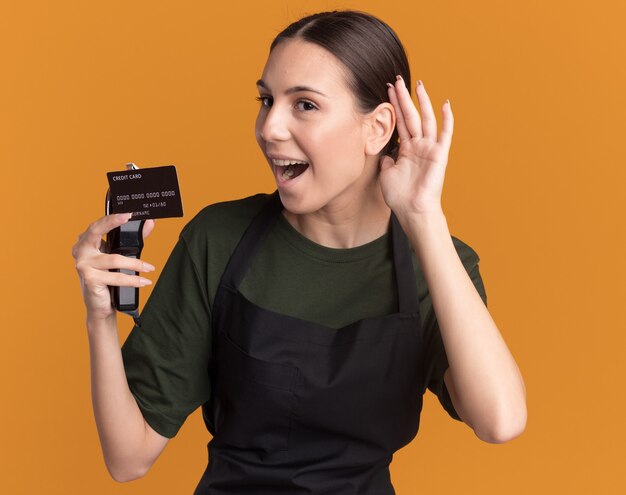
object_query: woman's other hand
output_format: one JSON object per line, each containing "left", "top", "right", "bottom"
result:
{"left": 72, "top": 214, "right": 156, "bottom": 322}
{"left": 380, "top": 76, "right": 453, "bottom": 219}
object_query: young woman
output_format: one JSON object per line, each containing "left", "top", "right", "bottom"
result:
{"left": 72, "top": 10, "right": 527, "bottom": 494}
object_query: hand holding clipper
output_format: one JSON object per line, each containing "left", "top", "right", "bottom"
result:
{"left": 105, "top": 163, "right": 145, "bottom": 318}
{"left": 103, "top": 218, "right": 146, "bottom": 316}
{"left": 103, "top": 162, "right": 183, "bottom": 319}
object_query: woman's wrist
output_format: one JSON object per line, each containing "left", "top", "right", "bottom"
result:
{"left": 396, "top": 208, "right": 457, "bottom": 280}
{"left": 395, "top": 207, "right": 448, "bottom": 241}
{"left": 86, "top": 312, "right": 118, "bottom": 338}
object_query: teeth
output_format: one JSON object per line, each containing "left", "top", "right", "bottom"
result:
{"left": 282, "top": 168, "right": 295, "bottom": 178}
{"left": 272, "top": 158, "right": 308, "bottom": 167}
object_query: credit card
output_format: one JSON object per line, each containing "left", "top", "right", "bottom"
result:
{"left": 106, "top": 165, "right": 183, "bottom": 220}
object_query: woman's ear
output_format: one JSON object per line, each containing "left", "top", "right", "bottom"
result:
{"left": 364, "top": 102, "right": 395, "bottom": 156}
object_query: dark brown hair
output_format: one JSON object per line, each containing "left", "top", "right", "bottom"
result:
{"left": 270, "top": 10, "right": 411, "bottom": 159}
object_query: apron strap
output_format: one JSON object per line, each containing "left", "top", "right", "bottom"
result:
{"left": 390, "top": 211, "right": 420, "bottom": 313}
{"left": 219, "top": 190, "right": 283, "bottom": 291}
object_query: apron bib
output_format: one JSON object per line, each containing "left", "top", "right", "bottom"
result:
{"left": 195, "top": 191, "right": 427, "bottom": 494}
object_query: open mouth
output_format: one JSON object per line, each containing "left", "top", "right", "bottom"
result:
{"left": 272, "top": 159, "right": 309, "bottom": 182}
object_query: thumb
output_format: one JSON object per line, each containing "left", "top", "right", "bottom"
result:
{"left": 142, "top": 219, "right": 156, "bottom": 239}
{"left": 379, "top": 155, "right": 395, "bottom": 173}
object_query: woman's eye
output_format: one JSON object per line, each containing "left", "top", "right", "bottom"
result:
{"left": 295, "top": 100, "right": 317, "bottom": 111}
{"left": 255, "top": 96, "right": 316, "bottom": 112}
{"left": 255, "top": 96, "right": 272, "bottom": 107}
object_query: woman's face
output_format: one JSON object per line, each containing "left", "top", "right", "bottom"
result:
{"left": 255, "top": 39, "right": 374, "bottom": 214}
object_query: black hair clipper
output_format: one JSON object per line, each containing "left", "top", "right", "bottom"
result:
{"left": 104, "top": 163, "right": 146, "bottom": 319}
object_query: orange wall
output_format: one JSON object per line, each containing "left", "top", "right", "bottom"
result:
{"left": 1, "top": 0, "right": 624, "bottom": 493}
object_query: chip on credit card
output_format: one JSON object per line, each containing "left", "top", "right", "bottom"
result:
{"left": 106, "top": 165, "right": 183, "bottom": 220}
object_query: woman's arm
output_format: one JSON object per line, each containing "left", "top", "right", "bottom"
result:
{"left": 87, "top": 316, "right": 170, "bottom": 481}
{"left": 402, "top": 211, "right": 526, "bottom": 443}
{"left": 379, "top": 76, "right": 526, "bottom": 442}
{"left": 73, "top": 214, "right": 170, "bottom": 480}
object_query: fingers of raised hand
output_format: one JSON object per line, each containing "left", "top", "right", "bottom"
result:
{"left": 387, "top": 81, "right": 409, "bottom": 144}
{"left": 439, "top": 99, "right": 454, "bottom": 149}
{"left": 387, "top": 77, "right": 453, "bottom": 148}
{"left": 391, "top": 76, "right": 423, "bottom": 140}
{"left": 414, "top": 81, "right": 437, "bottom": 140}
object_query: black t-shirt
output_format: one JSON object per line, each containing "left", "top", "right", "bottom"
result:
{"left": 122, "top": 192, "right": 487, "bottom": 438}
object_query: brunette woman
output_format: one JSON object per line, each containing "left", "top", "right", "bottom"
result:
{"left": 73, "top": 10, "right": 526, "bottom": 494}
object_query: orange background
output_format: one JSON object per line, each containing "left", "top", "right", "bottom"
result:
{"left": 1, "top": 0, "right": 624, "bottom": 493}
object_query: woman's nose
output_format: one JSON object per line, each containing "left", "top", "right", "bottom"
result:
{"left": 259, "top": 105, "right": 290, "bottom": 142}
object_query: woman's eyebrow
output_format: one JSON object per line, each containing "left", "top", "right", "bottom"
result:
{"left": 256, "top": 79, "right": 328, "bottom": 98}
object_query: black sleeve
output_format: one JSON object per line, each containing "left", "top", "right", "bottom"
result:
{"left": 423, "top": 257, "right": 488, "bottom": 422}
{"left": 121, "top": 237, "right": 212, "bottom": 438}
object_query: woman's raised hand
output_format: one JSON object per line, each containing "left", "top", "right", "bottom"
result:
{"left": 379, "top": 76, "right": 454, "bottom": 219}
{"left": 72, "top": 214, "right": 156, "bottom": 322}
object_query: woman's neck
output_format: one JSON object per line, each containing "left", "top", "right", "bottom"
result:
{"left": 281, "top": 180, "right": 392, "bottom": 249}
